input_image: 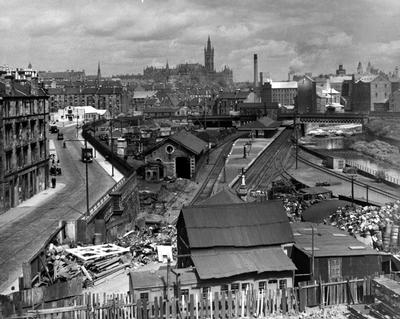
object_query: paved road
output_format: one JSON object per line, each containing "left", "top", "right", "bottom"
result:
{"left": 0, "top": 125, "right": 116, "bottom": 293}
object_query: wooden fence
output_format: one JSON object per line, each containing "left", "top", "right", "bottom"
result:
{"left": 3, "top": 277, "right": 374, "bottom": 319}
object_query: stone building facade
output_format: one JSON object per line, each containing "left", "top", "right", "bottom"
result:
{"left": 0, "top": 76, "right": 50, "bottom": 213}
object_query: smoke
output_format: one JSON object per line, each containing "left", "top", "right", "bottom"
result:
{"left": 288, "top": 57, "right": 304, "bottom": 74}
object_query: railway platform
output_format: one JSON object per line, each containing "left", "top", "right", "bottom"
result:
{"left": 217, "top": 128, "right": 286, "bottom": 189}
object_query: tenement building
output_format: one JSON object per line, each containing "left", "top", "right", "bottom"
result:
{"left": 0, "top": 67, "right": 50, "bottom": 213}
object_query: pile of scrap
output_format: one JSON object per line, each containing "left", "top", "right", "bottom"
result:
{"left": 115, "top": 225, "right": 177, "bottom": 268}
{"left": 32, "top": 243, "right": 131, "bottom": 288}
{"left": 329, "top": 201, "right": 400, "bottom": 251}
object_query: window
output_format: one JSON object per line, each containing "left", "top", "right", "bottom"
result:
{"left": 241, "top": 282, "right": 250, "bottom": 292}
{"left": 279, "top": 279, "right": 287, "bottom": 289}
{"left": 258, "top": 281, "right": 266, "bottom": 291}
{"left": 375, "top": 92, "right": 378, "bottom": 98}
{"left": 202, "top": 287, "right": 210, "bottom": 298}
{"left": 139, "top": 292, "right": 148, "bottom": 300}
{"left": 231, "top": 283, "right": 239, "bottom": 292}
{"left": 220, "top": 284, "right": 229, "bottom": 293}
{"left": 328, "top": 257, "right": 342, "bottom": 281}
{"left": 181, "top": 289, "right": 189, "bottom": 297}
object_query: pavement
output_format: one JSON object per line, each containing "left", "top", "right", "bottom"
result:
{"left": 0, "top": 128, "right": 123, "bottom": 294}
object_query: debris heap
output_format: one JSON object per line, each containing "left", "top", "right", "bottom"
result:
{"left": 32, "top": 243, "right": 131, "bottom": 288}
{"left": 329, "top": 201, "right": 400, "bottom": 251}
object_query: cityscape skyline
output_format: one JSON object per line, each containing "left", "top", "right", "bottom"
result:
{"left": 1, "top": 0, "right": 400, "bottom": 81}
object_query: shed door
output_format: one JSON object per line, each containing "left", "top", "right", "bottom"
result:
{"left": 328, "top": 257, "right": 342, "bottom": 281}
{"left": 176, "top": 157, "right": 191, "bottom": 179}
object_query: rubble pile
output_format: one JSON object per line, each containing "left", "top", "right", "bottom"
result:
{"left": 329, "top": 201, "right": 400, "bottom": 251}
{"left": 115, "top": 225, "right": 177, "bottom": 268}
{"left": 32, "top": 243, "right": 131, "bottom": 288}
{"left": 283, "top": 196, "right": 307, "bottom": 222}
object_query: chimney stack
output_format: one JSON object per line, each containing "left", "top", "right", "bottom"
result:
{"left": 253, "top": 54, "right": 258, "bottom": 88}
{"left": 259, "top": 72, "right": 263, "bottom": 86}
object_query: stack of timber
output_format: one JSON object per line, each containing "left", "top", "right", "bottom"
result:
{"left": 30, "top": 243, "right": 131, "bottom": 288}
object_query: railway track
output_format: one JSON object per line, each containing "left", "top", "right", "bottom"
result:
{"left": 232, "top": 128, "right": 294, "bottom": 192}
{"left": 297, "top": 154, "right": 400, "bottom": 201}
{"left": 190, "top": 132, "right": 246, "bottom": 205}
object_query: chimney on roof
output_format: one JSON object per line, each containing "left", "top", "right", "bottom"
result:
{"left": 253, "top": 54, "right": 258, "bottom": 89}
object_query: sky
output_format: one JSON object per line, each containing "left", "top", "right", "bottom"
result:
{"left": 1, "top": 0, "right": 400, "bottom": 81}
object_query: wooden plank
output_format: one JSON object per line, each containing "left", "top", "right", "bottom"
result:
{"left": 189, "top": 294, "right": 194, "bottom": 319}
{"left": 227, "top": 291, "right": 232, "bottom": 319}
{"left": 137, "top": 299, "right": 142, "bottom": 319}
{"left": 159, "top": 296, "right": 164, "bottom": 319}
{"left": 298, "top": 287, "right": 306, "bottom": 312}
{"left": 165, "top": 298, "right": 170, "bottom": 319}
{"left": 282, "top": 289, "right": 287, "bottom": 315}
{"left": 220, "top": 292, "right": 226, "bottom": 319}
{"left": 22, "top": 262, "right": 32, "bottom": 289}
{"left": 154, "top": 297, "right": 159, "bottom": 319}
{"left": 213, "top": 292, "right": 219, "bottom": 319}
{"left": 171, "top": 297, "right": 176, "bottom": 319}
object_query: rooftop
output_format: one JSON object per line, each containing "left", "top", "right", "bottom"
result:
{"left": 291, "top": 222, "right": 381, "bottom": 257}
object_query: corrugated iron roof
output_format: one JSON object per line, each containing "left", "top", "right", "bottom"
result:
{"left": 291, "top": 222, "right": 381, "bottom": 257}
{"left": 191, "top": 246, "right": 296, "bottom": 280}
{"left": 181, "top": 201, "right": 293, "bottom": 248}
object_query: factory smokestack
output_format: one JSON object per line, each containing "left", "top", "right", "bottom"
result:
{"left": 259, "top": 72, "right": 263, "bottom": 86}
{"left": 254, "top": 54, "right": 258, "bottom": 88}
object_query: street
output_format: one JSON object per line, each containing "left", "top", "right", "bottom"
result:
{"left": 0, "top": 124, "right": 116, "bottom": 293}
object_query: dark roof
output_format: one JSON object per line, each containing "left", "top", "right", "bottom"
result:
{"left": 238, "top": 116, "right": 280, "bottom": 130}
{"left": 0, "top": 81, "right": 47, "bottom": 97}
{"left": 291, "top": 222, "right": 381, "bottom": 257}
{"left": 130, "top": 267, "right": 198, "bottom": 290}
{"left": 302, "top": 200, "right": 352, "bottom": 223}
{"left": 192, "top": 246, "right": 296, "bottom": 280}
{"left": 197, "top": 187, "right": 243, "bottom": 206}
{"left": 218, "top": 91, "right": 249, "bottom": 100}
{"left": 169, "top": 130, "right": 208, "bottom": 155}
{"left": 299, "top": 187, "right": 332, "bottom": 195}
{"left": 180, "top": 201, "right": 293, "bottom": 248}
{"left": 144, "top": 107, "right": 177, "bottom": 113}
{"left": 82, "top": 87, "right": 98, "bottom": 94}
{"left": 239, "top": 102, "right": 279, "bottom": 109}
{"left": 98, "top": 86, "right": 123, "bottom": 95}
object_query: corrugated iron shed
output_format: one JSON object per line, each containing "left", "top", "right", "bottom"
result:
{"left": 191, "top": 246, "right": 296, "bottom": 280}
{"left": 181, "top": 201, "right": 293, "bottom": 248}
{"left": 291, "top": 222, "right": 382, "bottom": 257}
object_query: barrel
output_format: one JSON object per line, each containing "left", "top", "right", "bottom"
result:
{"left": 390, "top": 225, "right": 399, "bottom": 248}
{"left": 383, "top": 224, "right": 392, "bottom": 251}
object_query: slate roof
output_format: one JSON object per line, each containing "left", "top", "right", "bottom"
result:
{"left": 0, "top": 81, "right": 48, "bottom": 97}
{"left": 180, "top": 200, "right": 293, "bottom": 248}
{"left": 218, "top": 91, "right": 250, "bottom": 100}
{"left": 302, "top": 200, "right": 352, "bottom": 223}
{"left": 299, "top": 187, "right": 332, "bottom": 195}
{"left": 191, "top": 246, "right": 296, "bottom": 280}
{"left": 238, "top": 116, "right": 281, "bottom": 130}
{"left": 291, "top": 222, "right": 381, "bottom": 257}
{"left": 169, "top": 130, "right": 208, "bottom": 155}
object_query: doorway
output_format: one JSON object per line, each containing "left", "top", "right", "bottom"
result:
{"left": 175, "top": 157, "right": 191, "bottom": 179}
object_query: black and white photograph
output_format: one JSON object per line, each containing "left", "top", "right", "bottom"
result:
{"left": 0, "top": 0, "right": 400, "bottom": 318}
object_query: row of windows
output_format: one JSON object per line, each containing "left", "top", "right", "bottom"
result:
{"left": 138, "top": 280, "right": 288, "bottom": 300}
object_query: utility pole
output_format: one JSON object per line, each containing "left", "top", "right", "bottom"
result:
{"left": 311, "top": 225, "right": 315, "bottom": 281}
{"left": 351, "top": 175, "right": 355, "bottom": 206}
{"left": 110, "top": 107, "right": 114, "bottom": 177}
{"left": 366, "top": 185, "right": 369, "bottom": 204}
{"left": 85, "top": 138, "right": 89, "bottom": 217}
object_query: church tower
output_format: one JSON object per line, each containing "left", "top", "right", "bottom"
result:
{"left": 204, "top": 36, "right": 214, "bottom": 73}
{"left": 357, "top": 61, "right": 363, "bottom": 75}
